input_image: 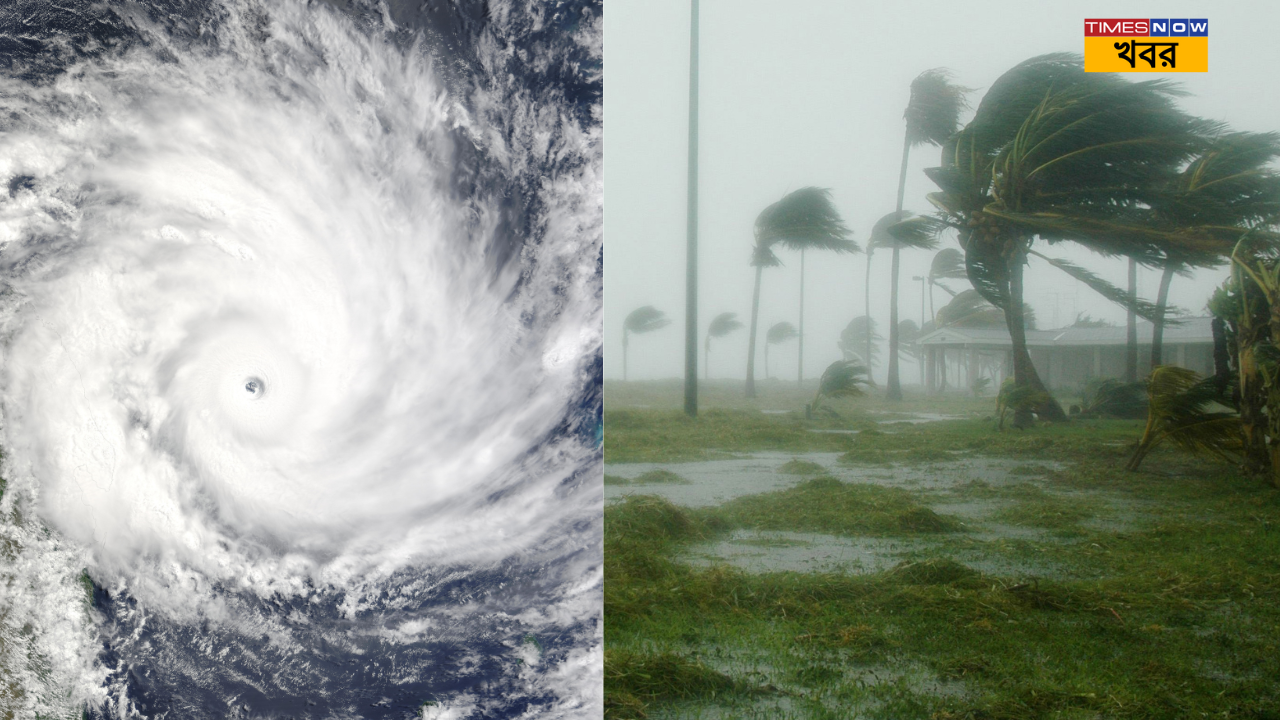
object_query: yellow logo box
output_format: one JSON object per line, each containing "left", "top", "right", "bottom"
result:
{"left": 1085, "top": 36, "right": 1207, "bottom": 72}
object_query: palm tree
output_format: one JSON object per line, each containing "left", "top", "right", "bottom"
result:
{"left": 920, "top": 53, "right": 1214, "bottom": 426}
{"left": 935, "top": 289, "right": 1037, "bottom": 329}
{"left": 926, "top": 247, "right": 966, "bottom": 319}
{"left": 1148, "top": 132, "right": 1280, "bottom": 367}
{"left": 704, "top": 312, "right": 743, "bottom": 380}
{"left": 745, "top": 188, "right": 858, "bottom": 397}
{"left": 764, "top": 321, "right": 798, "bottom": 380}
{"left": 839, "top": 315, "right": 882, "bottom": 367}
{"left": 864, "top": 210, "right": 911, "bottom": 378}
{"left": 885, "top": 69, "right": 970, "bottom": 402}
{"left": 622, "top": 306, "right": 671, "bottom": 382}
{"left": 807, "top": 360, "right": 870, "bottom": 418}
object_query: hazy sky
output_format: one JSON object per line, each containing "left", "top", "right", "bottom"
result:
{"left": 605, "top": 0, "right": 1280, "bottom": 383}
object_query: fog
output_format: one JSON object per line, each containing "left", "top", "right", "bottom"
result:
{"left": 605, "top": 0, "right": 1280, "bottom": 383}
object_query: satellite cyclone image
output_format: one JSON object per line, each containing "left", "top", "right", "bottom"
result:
{"left": 0, "top": 1, "right": 602, "bottom": 718}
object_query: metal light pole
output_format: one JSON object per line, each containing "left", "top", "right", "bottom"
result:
{"left": 683, "top": 0, "right": 700, "bottom": 417}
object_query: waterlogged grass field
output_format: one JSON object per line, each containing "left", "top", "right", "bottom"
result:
{"left": 604, "top": 380, "right": 1280, "bottom": 719}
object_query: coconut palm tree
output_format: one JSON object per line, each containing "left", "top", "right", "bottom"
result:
{"left": 1148, "top": 132, "right": 1280, "bottom": 367}
{"left": 622, "top": 306, "right": 671, "bottom": 382}
{"left": 745, "top": 188, "right": 858, "bottom": 397}
{"left": 885, "top": 69, "right": 970, "bottom": 402}
{"left": 704, "top": 311, "right": 743, "bottom": 380}
{"left": 920, "top": 53, "right": 1215, "bottom": 426}
{"left": 764, "top": 321, "right": 798, "bottom": 380}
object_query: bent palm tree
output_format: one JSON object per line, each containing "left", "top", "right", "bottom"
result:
{"left": 864, "top": 210, "right": 911, "bottom": 376}
{"left": 921, "top": 53, "right": 1213, "bottom": 427}
{"left": 807, "top": 360, "right": 870, "bottom": 417}
{"left": 745, "top": 188, "right": 858, "bottom": 396}
{"left": 935, "top": 289, "right": 1037, "bottom": 329}
{"left": 622, "top": 306, "right": 671, "bottom": 382}
{"left": 704, "top": 312, "right": 744, "bottom": 380}
{"left": 839, "top": 315, "right": 882, "bottom": 368}
{"left": 886, "top": 69, "right": 970, "bottom": 402}
{"left": 764, "top": 321, "right": 798, "bottom": 380}
{"left": 926, "top": 247, "right": 966, "bottom": 319}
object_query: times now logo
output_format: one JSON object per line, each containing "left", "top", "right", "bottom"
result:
{"left": 1084, "top": 19, "right": 1208, "bottom": 36}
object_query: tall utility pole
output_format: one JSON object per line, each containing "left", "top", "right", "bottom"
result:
{"left": 683, "top": 0, "right": 700, "bottom": 417}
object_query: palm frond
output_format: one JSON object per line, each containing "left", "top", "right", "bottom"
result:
{"left": 756, "top": 187, "right": 859, "bottom": 253}
{"left": 766, "top": 321, "right": 799, "bottom": 345}
{"left": 885, "top": 215, "right": 942, "bottom": 250}
{"left": 866, "top": 210, "right": 913, "bottom": 253}
{"left": 1128, "top": 366, "right": 1240, "bottom": 470}
{"left": 936, "top": 289, "right": 1035, "bottom": 329}
{"left": 1029, "top": 251, "right": 1171, "bottom": 322}
{"left": 838, "top": 316, "right": 882, "bottom": 364}
{"left": 624, "top": 306, "right": 671, "bottom": 335}
{"left": 816, "top": 360, "right": 871, "bottom": 400}
{"left": 1071, "top": 313, "right": 1114, "bottom": 328}
{"left": 905, "top": 68, "right": 971, "bottom": 148}
{"left": 929, "top": 248, "right": 966, "bottom": 281}
{"left": 707, "top": 312, "right": 744, "bottom": 339}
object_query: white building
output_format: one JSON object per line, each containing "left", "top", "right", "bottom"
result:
{"left": 915, "top": 317, "right": 1216, "bottom": 391}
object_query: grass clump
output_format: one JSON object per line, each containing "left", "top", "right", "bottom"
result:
{"left": 604, "top": 650, "right": 745, "bottom": 719}
{"left": 714, "top": 477, "right": 962, "bottom": 536}
{"left": 632, "top": 469, "right": 691, "bottom": 485}
{"left": 889, "top": 558, "right": 979, "bottom": 586}
{"left": 606, "top": 469, "right": 693, "bottom": 486}
{"left": 777, "top": 458, "right": 826, "bottom": 475}
{"left": 994, "top": 497, "right": 1094, "bottom": 530}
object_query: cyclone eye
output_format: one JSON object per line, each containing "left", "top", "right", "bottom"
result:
{"left": 244, "top": 377, "right": 264, "bottom": 398}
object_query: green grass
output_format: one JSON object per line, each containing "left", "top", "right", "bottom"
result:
{"left": 604, "top": 385, "right": 1280, "bottom": 719}
{"left": 777, "top": 459, "right": 827, "bottom": 475}
{"left": 716, "top": 477, "right": 963, "bottom": 536}
{"left": 606, "top": 469, "right": 692, "bottom": 486}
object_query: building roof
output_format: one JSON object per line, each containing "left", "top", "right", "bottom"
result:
{"left": 917, "top": 316, "right": 1214, "bottom": 349}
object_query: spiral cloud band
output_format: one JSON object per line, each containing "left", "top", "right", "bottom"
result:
{"left": 0, "top": 1, "right": 601, "bottom": 716}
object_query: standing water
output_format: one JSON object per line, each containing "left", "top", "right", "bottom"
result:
{"left": 0, "top": 1, "right": 602, "bottom": 717}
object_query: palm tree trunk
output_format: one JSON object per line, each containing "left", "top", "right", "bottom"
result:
{"left": 1007, "top": 250, "right": 1067, "bottom": 426}
{"left": 864, "top": 251, "right": 873, "bottom": 376}
{"left": 888, "top": 245, "right": 902, "bottom": 399}
{"left": 1125, "top": 257, "right": 1138, "bottom": 382}
{"left": 887, "top": 133, "right": 911, "bottom": 401}
{"left": 1150, "top": 262, "right": 1175, "bottom": 368}
{"left": 798, "top": 248, "right": 805, "bottom": 385}
{"left": 682, "top": 0, "right": 700, "bottom": 418}
{"left": 623, "top": 331, "right": 630, "bottom": 382}
{"left": 745, "top": 263, "right": 764, "bottom": 397}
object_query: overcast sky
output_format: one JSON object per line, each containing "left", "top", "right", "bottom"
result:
{"left": 605, "top": 0, "right": 1280, "bottom": 383}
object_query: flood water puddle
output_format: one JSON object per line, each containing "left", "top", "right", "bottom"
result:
{"left": 604, "top": 453, "right": 1064, "bottom": 507}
